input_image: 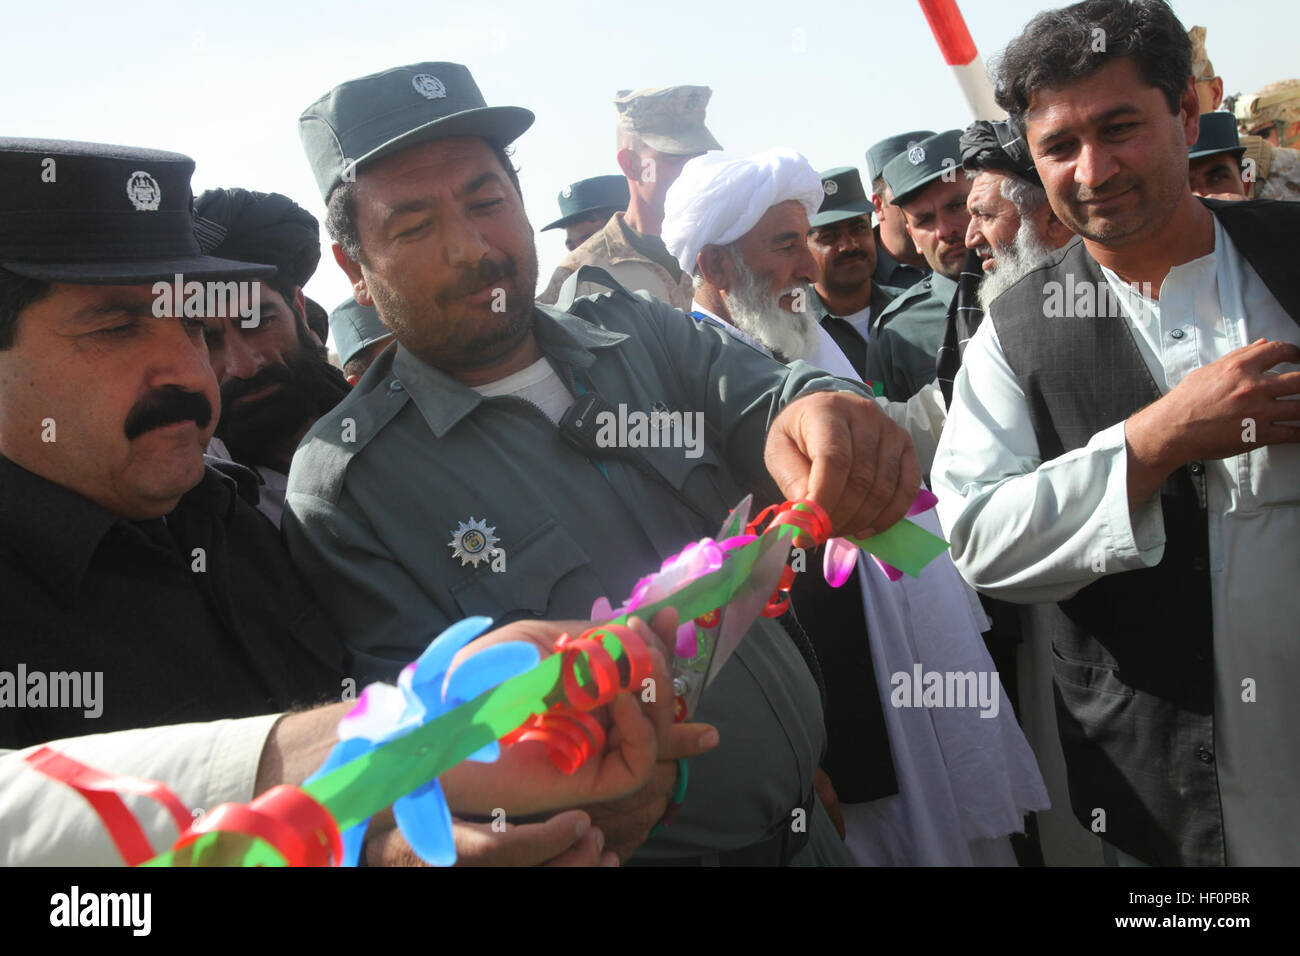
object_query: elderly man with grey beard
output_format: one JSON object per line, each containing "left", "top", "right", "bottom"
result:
{"left": 935, "top": 121, "right": 1076, "bottom": 410}
{"left": 963, "top": 125, "right": 1075, "bottom": 311}
{"left": 661, "top": 148, "right": 1048, "bottom": 866}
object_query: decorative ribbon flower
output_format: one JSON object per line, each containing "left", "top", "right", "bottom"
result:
{"left": 305, "top": 616, "right": 541, "bottom": 867}
{"left": 591, "top": 535, "right": 755, "bottom": 658}
{"left": 824, "top": 488, "right": 942, "bottom": 585}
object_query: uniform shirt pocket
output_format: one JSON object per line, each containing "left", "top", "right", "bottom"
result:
{"left": 449, "top": 518, "right": 592, "bottom": 620}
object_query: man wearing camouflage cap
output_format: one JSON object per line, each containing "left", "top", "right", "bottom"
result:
{"left": 1235, "top": 79, "right": 1300, "bottom": 202}
{"left": 865, "top": 130, "right": 972, "bottom": 402}
{"left": 538, "top": 86, "right": 722, "bottom": 309}
{"left": 1187, "top": 25, "right": 1224, "bottom": 114}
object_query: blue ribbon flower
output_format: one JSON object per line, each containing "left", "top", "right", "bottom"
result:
{"left": 305, "top": 616, "right": 541, "bottom": 866}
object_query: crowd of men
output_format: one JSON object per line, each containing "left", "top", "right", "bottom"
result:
{"left": 1, "top": 0, "right": 1297, "bottom": 868}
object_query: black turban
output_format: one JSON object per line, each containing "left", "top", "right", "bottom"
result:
{"left": 960, "top": 120, "right": 1040, "bottom": 185}
{"left": 192, "top": 187, "right": 321, "bottom": 289}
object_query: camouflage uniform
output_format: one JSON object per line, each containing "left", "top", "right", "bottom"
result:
{"left": 538, "top": 211, "right": 694, "bottom": 309}
{"left": 538, "top": 85, "right": 720, "bottom": 309}
{"left": 1237, "top": 80, "right": 1300, "bottom": 201}
{"left": 1241, "top": 136, "right": 1300, "bottom": 202}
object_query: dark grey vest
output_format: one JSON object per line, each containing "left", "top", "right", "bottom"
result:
{"left": 988, "top": 199, "right": 1300, "bottom": 866}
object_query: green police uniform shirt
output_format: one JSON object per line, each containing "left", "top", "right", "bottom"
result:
{"left": 282, "top": 282, "right": 862, "bottom": 864}
{"left": 864, "top": 271, "right": 958, "bottom": 402}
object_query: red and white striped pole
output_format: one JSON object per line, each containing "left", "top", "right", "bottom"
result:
{"left": 917, "top": 0, "right": 1006, "bottom": 120}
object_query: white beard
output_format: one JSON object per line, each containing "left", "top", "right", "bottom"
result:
{"left": 723, "top": 252, "right": 820, "bottom": 362}
{"left": 977, "top": 221, "right": 1057, "bottom": 312}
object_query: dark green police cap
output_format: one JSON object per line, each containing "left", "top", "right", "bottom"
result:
{"left": 810, "top": 167, "right": 873, "bottom": 228}
{"left": 865, "top": 130, "right": 936, "bottom": 186}
{"left": 328, "top": 296, "right": 392, "bottom": 367}
{"left": 540, "top": 175, "right": 629, "bottom": 231}
{"left": 882, "top": 129, "right": 963, "bottom": 207}
{"left": 299, "top": 62, "right": 534, "bottom": 203}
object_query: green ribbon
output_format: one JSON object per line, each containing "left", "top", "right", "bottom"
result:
{"left": 846, "top": 519, "right": 950, "bottom": 579}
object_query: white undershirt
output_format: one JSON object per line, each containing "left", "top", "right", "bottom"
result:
{"left": 472, "top": 357, "right": 574, "bottom": 425}
{"left": 840, "top": 303, "right": 874, "bottom": 341}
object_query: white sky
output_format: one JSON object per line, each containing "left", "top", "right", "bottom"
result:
{"left": 4, "top": 0, "right": 1295, "bottom": 329}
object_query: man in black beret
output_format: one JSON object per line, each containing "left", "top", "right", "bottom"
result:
{"left": 0, "top": 141, "right": 707, "bottom": 865}
{"left": 193, "top": 187, "right": 351, "bottom": 526}
{"left": 0, "top": 138, "right": 348, "bottom": 748}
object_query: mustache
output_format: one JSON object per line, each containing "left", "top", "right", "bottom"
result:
{"left": 124, "top": 387, "right": 212, "bottom": 441}
{"left": 832, "top": 250, "right": 868, "bottom": 267}
{"left": 435, "top": 256, "right": 518, "bottom": 308}
{"left": 1074, "top": 177, "right": 1137, "bottom": 203}
{"left": 220, "top": 362, "right": 294, "bottom": 408}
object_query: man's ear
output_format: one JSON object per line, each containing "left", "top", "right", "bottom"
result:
{"left": 332, "top": 242, "right": 372, "bottom": 307}
{"left": 616, "top": 148, "right": 639, "bottom": 183}
{"left": 291, "top": 286, "right": 318, "bottom": 343}
{"left": 1207, "top": 77, "right": 1224, "bottom": 112}
{"left": 696, "top": 244, "right": 732, "bottom": 291}
{"left": 871, "top": 193, "right": 886, "bottom": 217}
{"left": 1179, "top": 77, "right": 1202, "bottom": 147}
{"left": 1041, "top": 207, "right": 1074, "bottom": 249}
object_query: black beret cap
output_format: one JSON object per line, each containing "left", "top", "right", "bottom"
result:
{"left": 0, "top": 137, "right": 273, "bottom": 284}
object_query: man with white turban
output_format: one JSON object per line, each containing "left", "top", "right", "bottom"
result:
{"left": 664, "top": 149, "right": 948, "bottom": 471}
{"left": 664, "top": 149, "right": 1049, "bottom": 866}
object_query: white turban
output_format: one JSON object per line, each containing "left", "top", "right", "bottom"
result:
{"left": 662, "top": 147, "right": 825, "bottom": 275}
